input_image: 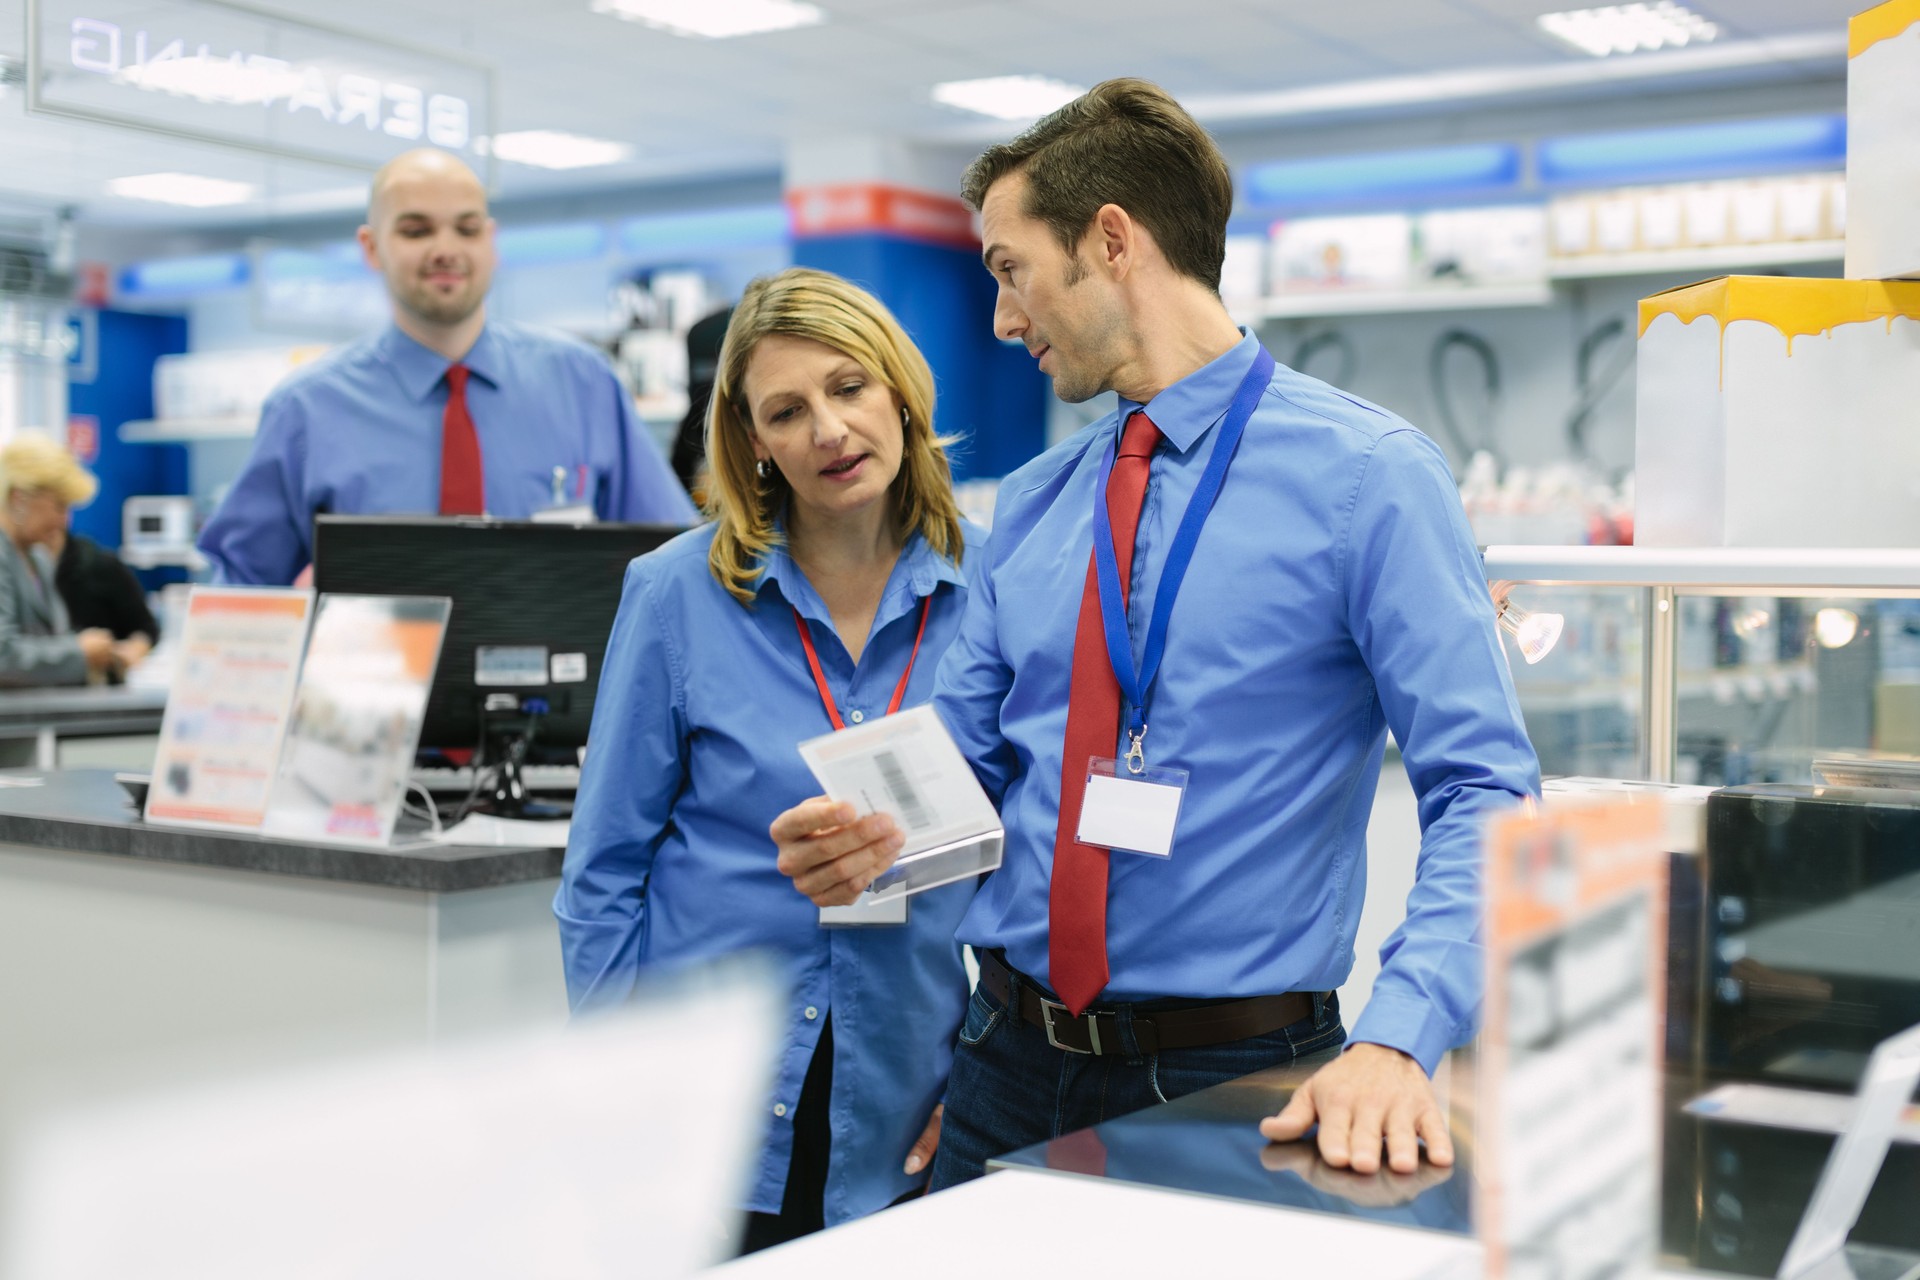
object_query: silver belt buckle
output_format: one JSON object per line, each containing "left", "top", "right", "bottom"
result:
{"left": 1041, "top": 997, "right": 1102, "bottom": 1055}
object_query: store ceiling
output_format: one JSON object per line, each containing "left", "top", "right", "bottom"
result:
{"left": 0, "top": 0, "right": 1866, "bottom": 231}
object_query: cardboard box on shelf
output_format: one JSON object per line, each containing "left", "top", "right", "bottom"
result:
{"left": 1635, "top": 275, "right": 1920, "bottom": 547}
{"left": 1846, "top": 0, "right": 1920, "bottom": 279}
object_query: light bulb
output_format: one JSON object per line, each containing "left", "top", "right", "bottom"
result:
{"left": 1497, "top": 597, "right": 1565, "bottom": 665}
{"left": 1813, "top": 607, "right": 1859, "bottom": 650}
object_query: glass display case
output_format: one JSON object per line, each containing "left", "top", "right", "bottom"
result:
{"left": 1484, "top": 547, "right": 1920, "bottom": 788}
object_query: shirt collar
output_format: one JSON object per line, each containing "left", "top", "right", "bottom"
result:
{"left": 754, "top": 520, "right": 965, "bottom": 614}
{"left": 377, "top": 322, "right": 502, "bottom": 403}
{"left": 1114, "top": 327, "right": 1260, "bottom": 454}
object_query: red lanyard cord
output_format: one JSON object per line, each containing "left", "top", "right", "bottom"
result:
{"left": 793, "top": 595, "right": 932, "bottom": 731}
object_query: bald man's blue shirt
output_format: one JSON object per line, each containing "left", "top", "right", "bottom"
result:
{"left": 198, "top": 321, "right": 695, "bottom": 585}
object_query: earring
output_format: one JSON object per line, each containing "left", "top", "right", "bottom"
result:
{"left": 755, "top": 458, "right": 773, "bottom": 480}
{"left": 900, "top": 406, "right": 910, "bottom": 428}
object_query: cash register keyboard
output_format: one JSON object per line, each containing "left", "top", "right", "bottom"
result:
{"left": 409, "top": 764, "right": 583, "bottom": 795}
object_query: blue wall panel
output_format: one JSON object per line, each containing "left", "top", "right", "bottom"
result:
{"left": 66, "top": 309, "right": 189, "bottom": 553}
{"left": 791, "top": 233, "right": 1047, "bottom": 483}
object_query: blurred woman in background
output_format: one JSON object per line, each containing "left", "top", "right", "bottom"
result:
{"left": 0, "top": 434, "right": 147, "bottom": 694}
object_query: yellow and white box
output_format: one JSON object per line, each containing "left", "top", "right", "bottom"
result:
{"left": 1635, "top": 276, "right": 1920, "bottom": 547}
{"left": 1846, "top": 0, "right": 1920, "bottom": 279}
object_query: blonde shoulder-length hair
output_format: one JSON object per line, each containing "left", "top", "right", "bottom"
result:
{"left": 705, "top": 267, "right": 964, "bottom": 605}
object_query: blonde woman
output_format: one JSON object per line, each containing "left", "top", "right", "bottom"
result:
{"left": 554, "top": 269, "right": 984, "bottom": 1250}
{"left": 0, "top": 435, "right": 147, "bottom": 693}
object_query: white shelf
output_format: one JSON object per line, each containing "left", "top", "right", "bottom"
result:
{"left": 119, "top": 416, "right": 258, "bottom": 444}
{"left": 120, "top": 545, "right": 207, "bottom": 571}
{"left": 1484, "top": 544, "right": 1920, "bottom": 592}
{"left": 1240, "top": 282, "right": 1553, "bottom": 322}
{"left": 1547, "top": 240, "right": 1845, "bottom": 280}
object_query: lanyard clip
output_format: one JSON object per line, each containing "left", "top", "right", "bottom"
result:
{"left": 1125, "top": 726, "right": 1148, "bottom": 775}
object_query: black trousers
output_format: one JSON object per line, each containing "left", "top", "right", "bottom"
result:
{"left": 738, "top": 1017, "right": 833, "bottom": 1255}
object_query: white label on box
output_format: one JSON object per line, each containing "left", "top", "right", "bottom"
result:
{"left": 550, "top": 653, "right": 588, "bottom": 684}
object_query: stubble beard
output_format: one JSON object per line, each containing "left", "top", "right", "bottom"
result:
{"left": 399, "top": 279, "right": 483, "bottom": 329}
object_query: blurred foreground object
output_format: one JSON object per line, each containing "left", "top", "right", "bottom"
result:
{"left": 2, "top": 960, "right": 781, "bottom": 1280}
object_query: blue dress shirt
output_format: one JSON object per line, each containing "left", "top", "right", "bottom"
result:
{"left": 932, "top": 330, "right": 1541, "bottom": 1074}
{"left": 198, "top": 321, "right": 696, "bottom": 585}
{"left": 555, "top": 521, "right": 984, "bottom": 1225}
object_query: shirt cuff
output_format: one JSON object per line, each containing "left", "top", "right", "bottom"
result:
{"left": 1346, "top": 989, "right": 1464, "bottom": 1076}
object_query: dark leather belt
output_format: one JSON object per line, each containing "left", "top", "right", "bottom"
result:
{"left": 977, "top": 950, "right": 1322, "bottom": 1057}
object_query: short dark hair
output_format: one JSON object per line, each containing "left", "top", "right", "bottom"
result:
{"left": 961, "top": 78, "right": 1233, "bottom": 293}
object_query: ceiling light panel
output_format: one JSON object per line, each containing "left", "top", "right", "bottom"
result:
{"left": 106, "top": 172, "right": 257, "bottom": 207}
{"left": 1538, "top": 3, "right": 1720, "bottom": 58}
{"left": 488, "top": 130, "right": 634, "bottom": 170}
{"left": 590, "top": 0, "right": 825, "bottom": 39}
{"left": 932, "top": 76, "right": 1085, "bottom": 121}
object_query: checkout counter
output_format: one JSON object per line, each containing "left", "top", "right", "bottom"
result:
{"left": 4, "top": 753, "right": 1917, "bottom": 1278}
{"left": 0, "top": 684, "right": 165, "bottom": 768}
{"left": 0, "top": 767, "right": 567, "bottom": 1136}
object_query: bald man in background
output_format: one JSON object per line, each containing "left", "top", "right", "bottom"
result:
{"left": 198, "top": 148, "right": 695, "bottom": 585}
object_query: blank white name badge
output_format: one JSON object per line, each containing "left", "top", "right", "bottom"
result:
{"left": 1075, "top": 758, "right": 1188, "bottom": 858}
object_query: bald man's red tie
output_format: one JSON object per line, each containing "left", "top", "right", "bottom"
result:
{"left": 1049, "top": 410, "right": 1161, "bottom": 1016}
{"left": 439, "top": 364, "right": 484, "bottom": 516}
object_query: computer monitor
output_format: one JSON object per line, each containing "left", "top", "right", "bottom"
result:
{"left": 313, "top": 516, "right": 682, "bottom": 762}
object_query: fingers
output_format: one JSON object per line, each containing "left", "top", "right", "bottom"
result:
{"left": 1328, "top": 1097, "right": 1374, "bottom": 1174}
{"left": 770, "top": 801, "right": 904, "bottom": 906}
{"left": 1416, "top": 1106, "right": 1455, "bottom": 1168}
{"left": 1383, "top": 1102, "right": 1422, "bottom": 1175}
{"left": 1256, "top": 1082, "right": 1317, "bottom": 1143}
{"left": 788, "top": 822, "right": 906, "bottom": 906}
{"left": 768, "top": 797, "right": 856, "bottom": 845}
{"left": 903, "top": 1103, "right": 943, "bottom": 1176}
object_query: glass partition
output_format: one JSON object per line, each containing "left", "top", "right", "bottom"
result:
{"left": 1503, "top": 585, "right": 1644, "bottom": 779}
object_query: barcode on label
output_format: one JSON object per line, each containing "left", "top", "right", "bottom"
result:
{"left": 874, "top": 749, "right": 933, "bottom": 831}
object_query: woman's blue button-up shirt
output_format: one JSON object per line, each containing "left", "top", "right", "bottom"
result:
{"left": 555, "top": 520, "right": 984, "bottom": 1225}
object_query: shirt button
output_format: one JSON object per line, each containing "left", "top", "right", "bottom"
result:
{"left": 804, "top": 1006, "right": 819, "bottom": 1020}
{"left": 773, "top": 1103, "right": 788, "bottom": 1118}
{"left": 849, "top": 709, "right": 865, "bottom": 724}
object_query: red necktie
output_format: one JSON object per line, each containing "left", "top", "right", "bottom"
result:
{"left": 1049, "top": 410, "right": 1161, "bottom": 1015}
{"left": 439, "top": 364, "right": 485, "bottom": 516}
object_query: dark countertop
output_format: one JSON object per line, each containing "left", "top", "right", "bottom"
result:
{"left": 990, "top": 1047, "right": 1474, "bottom": 1235}
{"left": 0, "top": 768, "right": 563, "bottom": 892}
{"left": 0, "top": 684, "right": 167, "bottom": 736}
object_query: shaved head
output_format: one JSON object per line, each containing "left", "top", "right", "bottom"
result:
{"left": 358, "top": 148, "right": 497, "bottom": 339}
{"left": 368, "top": 148, "right": 488, "bottom": 225}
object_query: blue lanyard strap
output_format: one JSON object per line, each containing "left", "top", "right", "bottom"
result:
{"left": 1091, "top": 346, "right": 1275, "bottom": 767}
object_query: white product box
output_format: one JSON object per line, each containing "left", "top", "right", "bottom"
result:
{"left": 152, "top": 348, "right": 325, "bottom": 422}
{"left": 1417, "top": 205, "right": 1547, "bottom": 283}
{"left": 1635, "top": 276, "right": 1920, "bottom": 547}
{"left": 1219, "top": 234, "right": 1266, "bottom": 308}
{"left": 1846, "top": 0, "right": 1920, "bottom": 279}
{"left": 1267, "top": 214, "right": 1412, "bottom": 293}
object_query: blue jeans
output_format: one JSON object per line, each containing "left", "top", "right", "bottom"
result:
{"left": 927, "top": 967, "right": 1344, "bottom": 1191}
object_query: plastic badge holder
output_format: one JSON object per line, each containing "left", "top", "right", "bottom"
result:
{"left": 797, "top": 704, "right": 1004, "bottom": 904}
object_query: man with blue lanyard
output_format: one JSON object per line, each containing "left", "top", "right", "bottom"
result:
{"left": 198, "top": 148, "right": 693, "bottom": 586}
{"left": 771, "top": 78, "right": 1540, "bottom": 1185}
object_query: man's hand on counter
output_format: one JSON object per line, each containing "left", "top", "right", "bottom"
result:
{"left": 1256, "top": 1042, "right": 1453, "bottom": 1175}
{"left": 1256, "top": 1136, "right": 1454, "bottom": 1207}
{"left": 769, "top": 797, "right": 905, "bottom": 907}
